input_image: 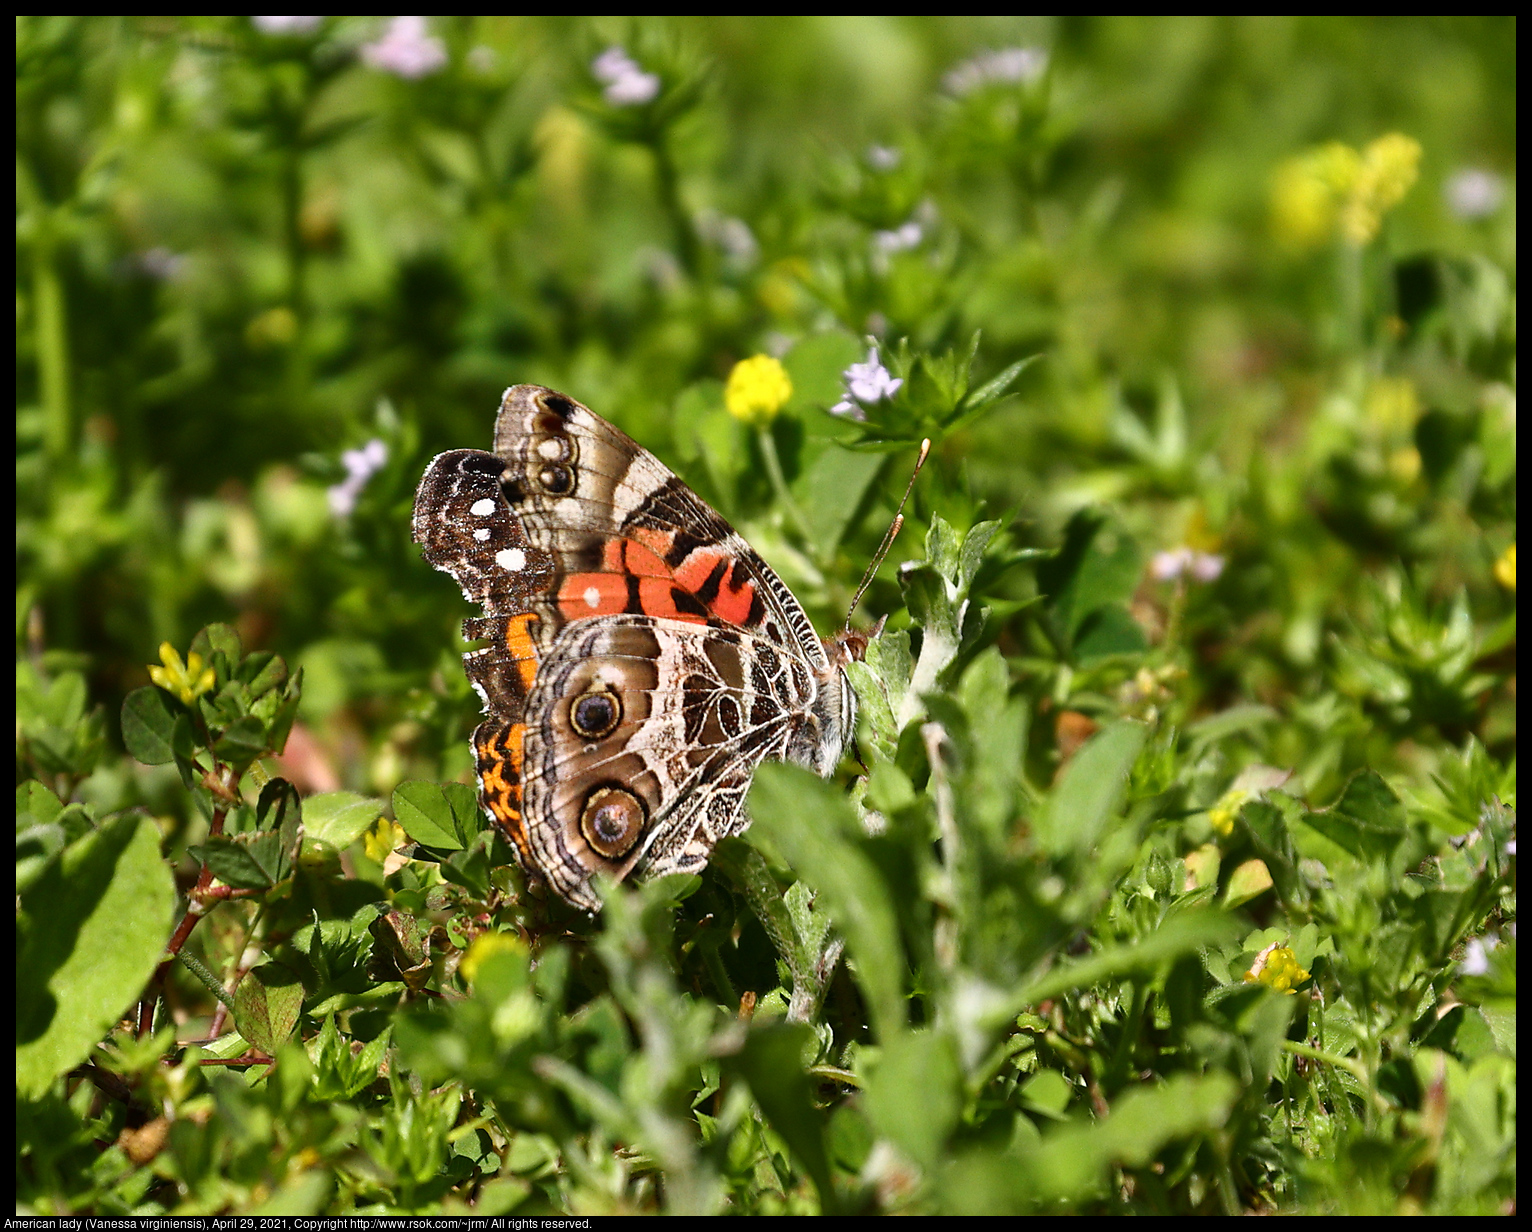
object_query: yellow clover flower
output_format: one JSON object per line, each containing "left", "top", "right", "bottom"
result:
{"left": 147, "top": 642, "right": 217, "bottom": 705}
{"left": 1341, "top": 133, "right": 1422, "bottom": 245}
{"left": 1494, "top": 544, "right": 1515, "bottom": 591}
{"left": 1208, "top": 787, "right": 1250, "bottom": 838}
{"left": 1271, "top": 142, "right": 1360, "bottom": 249}
{"left": 725, "top": 354, "right": 793, "bottom": 426}
{"left": 1271, "top": 133, "right": 1421, "bottom": 249}
{"left": 363, "top": 816, "right": 407, "bottom": 866}
{"left": 459, "top": 930, "right": 528, "bottom": 985}
{"left": 1243, "top": 943, "right": 1310, "bottom": 994}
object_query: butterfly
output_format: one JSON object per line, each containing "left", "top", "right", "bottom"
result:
{"left": 412, "top": 385, "right": 910, "bottom": 910}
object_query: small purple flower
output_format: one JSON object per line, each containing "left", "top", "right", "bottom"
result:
{"left": 360, "top": 16, "right": 447, "bottom": 79}
{"left": 252, "top": 15, "right": 323, "bottom": 36}
{"left": 1444, "top": 168, "right": 1505, "bottom": 220}
{"left": 1150, "top": 548, "right": 1195, "bottom": 582}
{"left": 137, "top": 247, "right": 185, "bottom": 281}
{"left": 1151, "top": 548, "right": 1224, "bottom": 584}
{"left": 328, "top": 438, "right": 388, "bottom": 518}
{"left": 944, "top": 46, "right": 1048, "bottom": 96}
{"left": 830, "top": 347, "right": 903, "bottom": 421}
{"left": 1190, "top": 552, "right": 1225, "bottom": 583}
{"left": 696, "top": 211, "right": 759, "bottom": 267}
{"left": 591, "top": 46, "right": 660, "bottom": 107}
{"left": 873, "top": 220, "right": 923, "bottom": 255}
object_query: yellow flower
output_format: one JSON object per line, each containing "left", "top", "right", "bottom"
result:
{"left": 1271, "top": 133, "right": 1421, "bottom": 249}
{"left": 363, "top": 816, "right": 407, "bottom": 866}
{"left": 1271, "top": 143, "right": 1358, "bottom": 249}
{"left": 1208, "top": 787, "right": 1250, "bottom": 838}
{"left": 1388, "top": 447, "right": 1422, "bottom": 483}
{"left": 1365, "top": 376, "right": 1421, "bottom": 434}
{"left": 725, "top": 354, "right": 793, "bottom": 426}
{"left": 147, "top": 642, "right": 216, "bottom": 705}
{"left": 459, "top": 930, "right": 527, "bottom": 985}
{"left": 1493, "top": 543, "right": 1515, "bottom": 591}
{"left": 245, "top": 305, "right": 298, "bottom": 349}
{"left": 1340, "top": 133, "right": 1422, "bottom": 245}
{"left": 1243, "top": 943, "right": 1310, "bottom": 994}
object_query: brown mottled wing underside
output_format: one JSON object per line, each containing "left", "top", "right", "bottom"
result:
{"left": 412, "top": 384, "right": 848, "bottom": 911}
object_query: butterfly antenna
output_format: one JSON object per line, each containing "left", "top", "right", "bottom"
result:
{"left": 845, "top": 438, "right": 931, "bottom": 628}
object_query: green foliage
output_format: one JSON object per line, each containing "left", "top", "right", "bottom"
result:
{"left": 16, "top": 15, "right": 1514, "bottom": 1218}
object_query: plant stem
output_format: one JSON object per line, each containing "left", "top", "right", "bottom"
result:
{"left": 17, "top": 159, "right": 71, "bottom": 459}
{"left": 651, "top": 132, "right": 699, "bottom": 279}
{"left": 755, "top": 426, "right": 817, "bottom": 560}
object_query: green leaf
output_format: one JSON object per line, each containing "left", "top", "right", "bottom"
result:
{"left": 1019, "top": 1069, "right": 1074, "bottom": 1119}
{"left": 191, "top": 622, "right": 242, "bottom": 674}
{"left": 302, "top": 790, "right": 386, "bottom": 851}
{"left": 392, "top": 780, "right": 466, "bottom": 851}
{"left": 900, "top": 517, "right": 999, "bottom": 721}
{"left": 120, "top": 686, "right": 178, "bottom": 766}
{"left": 442, "top": 781, "right": 483, "bottom": 842}
{"left": 1301, "top": 770, "right": 1408, "bottom": 864}
{"left": 17, "top": 779, "right": 64, "bottom": 828}
{"left": 1072, "top": 603, "right": 1148, "bottom": 662}
{"left": 747, "top": 763, "right": 905, "bottom": 1041}
{"left": 710, "top": 840, "right": 803, "bottom": 978}
{"left": 962, "top": 352, "right": 1041, "bottom": 412}
{"left": 793, "top": 447, "right": 884, "bottom": 554}
{"left": 1017, "top": 911, "right": 1240, "bottom": 1008}
{"left": 941, "top": 1071, "right": 1240, "bottom": 1212}
{"left": 239, "top": 650, "right": 287, "bottom": 698}
{"left": 1037, "top": 720, "right": 1147, "bottom": 857}
{"left": 440, "top": 844, "right": 492, "bottom": 898}
{"left": 212, "top": 714, "right": 269, "bottom": 769}
{"left": 1223, "top": 858, "right": 1274, "bottom": 909}
{"left": 16, "top": 815, "right": 177, "bottom": 1098}
{"left": 849, "top": 628, "right": 913, "bottom": 755}
{"left": 189, "top": 831, "right": 286, "bottom": 890}
{"left": 16, "top": 785, "right": 79, "bottom": 897}
{"left": 232, "top": 964, "right": 305, "bottom": 1056}
{"left": 1239, "top": 794, "right": 1304, "bottom": 906}
{"left": 861, "top": 1028, "right": 962, "bottom": 1168}
{"left": 1035, "top": 508, "right": 1143, "bottom": 653}
{"left": 727, "top": 1024, "right": 839, "bottom": 1213}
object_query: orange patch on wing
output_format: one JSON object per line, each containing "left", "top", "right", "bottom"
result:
{"left": 502, "top": 611, "right": 541, "bottom": 694}
{"left": 567, "top": 535, "right": 757, "bottom": 627}
{"left": 674, "top": 550, "right": 758, "bottom": 626}
{"left": 628, "top": 523, "right": 677, "bottom": 561}
{"left": 559, "top": 572, "right": 630, "bottom": 619}
{"left": 711, "top": 567, "right": 758, "bottom": 627}
{"left": 478, "top": 720, "right": 530, "bottom": 862}
{"left": 603, "top": 533, "right": 671, "bottom": 578}
{"left": 636, "top": 576, "right": 708, "bottom": 624}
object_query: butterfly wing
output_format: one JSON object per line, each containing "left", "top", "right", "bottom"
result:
{"left": 519, "top": 615, "right": 817, "bottom": 909}
{"left": 413, "top": 384, "right": 850, "bottom": 910}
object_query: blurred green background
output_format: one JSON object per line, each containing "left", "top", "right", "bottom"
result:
{"left": 14, "top": 16, "right": 1517, "bottom": 1217}
{"left": 16, "top": 15, "right": 1516, "bottom": 795}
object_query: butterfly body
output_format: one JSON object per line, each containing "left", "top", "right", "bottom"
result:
{"left": 413, "top": 384, "right": 857, "bottom": 910}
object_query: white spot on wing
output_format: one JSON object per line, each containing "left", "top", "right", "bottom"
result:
{"left": 473, "top": 528, "right": 491, "bottom": 541}
{"left": 583, "top": 586, "right": 602, "bottom": 609}
{"left": 470, "top": 498, "right": 496, "bottom": 516}
{"left": 537, "top": 438, "right": 562, "bottom": 459}
{"left": 496, "top": 547, "right": 527, "bottom": 572}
